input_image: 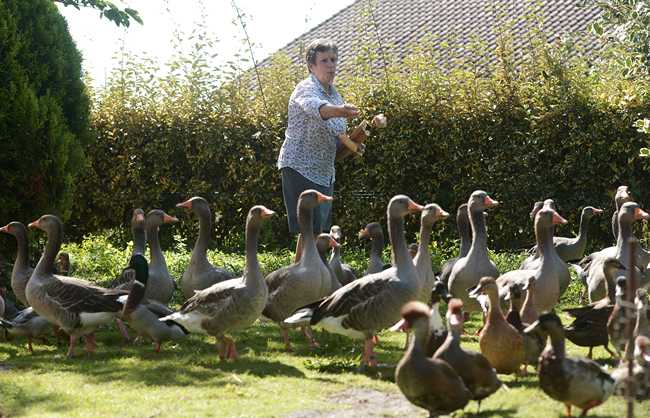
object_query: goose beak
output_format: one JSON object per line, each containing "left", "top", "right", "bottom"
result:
{"left": 260, "top": 207, "right": 276, "bottom": 218}
{"left": 28, "top": 220, "right": 40, "bottom": 229}
{"left": 316, "top": 192, "right": 334, "bottom": 203}
{"left": 329, "top": 237, "right": 339, "bottom": 249}
{"left": 408, "top": 200, "right": 423, "bottom": 213}
{"left": 389, "top": 318, "right": 409, "bottom": 332}
{"left": 635, "top": 207, "right": 650, "bottom": 220}
{"left": 592, "top": 208, "right": 604, "bottom": 215}
{"left": 0, "top": 225, "right": 8, "bottom": 233}
{"left": 135, "top": 213, "right": 145, "bottom": 222}
{"left": 439, "top": 209, "right": 450, "bottom": 219}
{"left": 358, "top": 228, "right": 369, "bottom": 239}
{"left": 176, "top": 199, "right": 193, "bottom": 210}
{"left": 485, "top": 196, "right": 499, "bottom": 207}
{"left": 552, "top": 212, "right": 568, "bottom": 225}
{"left": 163, "top": 214, "right": 179, "bottom": 224}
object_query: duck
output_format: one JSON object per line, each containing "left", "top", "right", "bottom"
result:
{"left": 413, "top": 204, "right": 449, "bottom": 305}
{"left": 504, "top": 281, "right": 544, "bottom": 371}
{"left": 161, "top": 205, "right": 274, "bottom": 360}
{"left": 107, "top": 208, "right": 146, "bottom": 290}
{"left": 520, "top": 275, "right": 539, "bottom": 325}
{"left": 119, "top": 254, "right": 188, "bottom": 352}
{"left": 263, "top": 190, "right": 334, "bottom": 350}
{"left": 439, "top": 203, "right": 471, "bottom": 288}
{"left": 524, "top": 312, "right": 615, "bottom": 417}
{"left": 585, "top": 202, "right": 649, "bottom": 302}
{"left": 395, "top": 301, "right": 471, "bottom": 417}
{"left": 563, "top": 258, "right": 623, "bottom": 358}
{"left": 25, "top": 214, "right": 129, "bottom": 357}
{"left": 358, "top": 222, "right": 390, "bottom": 275}
{"left": 0, "top": 307, "right": 53, "bottom": 353}
{"left": 144, "top": 209, "right": 179, "bottom": 304}
{"left": 286, "top": 195, "right": 424, "bottom": 366}
{"left": 327, "top": 225, "right": 357, "bottom": 286}
{"left": 496, "top": 205, "right": 569, "bottom": 312}
{"left": 469, "top": 277, "right": 525, "bottom": 374}
{"left": 316, "top": 233, "right": 342, "bottom": 292}
{"left": 424, "top": 281, "right": 452, "bottom": 356}
{"left": 434, "top": 298, "right": 501, "bottom": 410}
{"left": 448, "top": 190, "right": 499, "bottom": 313}
{"left": 176, "top": 197, "right": 236, "bottom": 300}
{"left": 612, "top": 334, "right": 650, "bottom": 400}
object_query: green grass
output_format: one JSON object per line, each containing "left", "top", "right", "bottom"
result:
{"left": 1, "top": 241, "right": 649, "bottom": 417}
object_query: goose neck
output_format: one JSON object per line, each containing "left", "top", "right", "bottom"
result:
{"left": 243, "top": 218, "right": 263, "bottom": 288}
{"left": 467, "top": 208, "right": 487, "bottom": 257}
{"left": 14, "top": 227, "right": 30, "bottom": 272}
{"left": 35, "top": 223, "right": 62, "bottom": 275}
{"left": 192, "top": 207, "right": 212, "bottom": 260}
{"left": 388, "top": 212, "right": 410, "bottom": 272}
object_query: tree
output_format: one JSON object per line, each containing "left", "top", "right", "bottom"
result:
{"left": 53, "top": 0, "right": 142, "bottom": 27}
{"left": 585, "top": 0, "right": 650, "bottom": 75}
{"left": 0, "top": 0, "right": 90, "bottom": 223}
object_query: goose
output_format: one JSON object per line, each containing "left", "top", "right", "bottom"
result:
{"left": 327, "top": 225, "right": 357, "bottom": 286}
{"left": 161, "top": 205, "right": 274, "bottom": 360}
{"left": 504, "top": 282, "right": 544, "bottom": 372}
{"left": 25, "top": 214, "right": 128, "bottom": 357}
{"left": 395, "top": 301, "right": 471, "bottom": 417}
{"left": 176, "top": 197, "right": 236, "bottom": 300}
{"left": 585, "top": 202, "right": 649, "bottom": 302}
{"left": 634, "top": 288, "right": 650, "bottom": 338}
{"left": 448, "top": 190, "right": 499, "bottom": 313}
{"left": 496, "top": 205, "right": 569, "bottom": 312}
{"left": 525, "top": 313, "right": 615, "bottom": 417}
{"left": 523, "top": 206, "right": 603, "bottom": 268}
{"left": 0, "top": 307, "right": 53, "bottom": 353}
{"left": 358, "top": 222, "right": 389, "bottom": 275}
{"left": 439, "top": 203, "right": 471, "bottom": 287}
{"left": 519, "top": 275, "right": 539, "bottom": 325}
{"left": 0, "top": 221, "right": 33, "bottom": 306}
{"left": 119, "top": 254, "right": 188, "bottom": 352}
{"left": 286, "top": 195, "right": 423, "bottom": 366}
{"left": 469, "top": 277, "right": 525, "bottom": 374}
{"left": 316, "top": 233, "right": 342, "bottom": 292}
{"left": 144, "top": 209, "right": 178, "bottom": 304}
{"left": 413, "top": 204, "right": 449, "bottom": 304}
{"left": 263, "top": 190, "right": 334, "bottom": 350}
{"left": 611, "top": 185, "right": 632, "bottom": 241}
{"left": 434, "top": 298, "right": 501, "bottom": 410}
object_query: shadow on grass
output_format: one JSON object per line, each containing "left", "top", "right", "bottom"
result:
{"left": 0, "top": 384, "right": 73, "bottom": 417}
{"left": 465, "top": 407, "right": 517, "bottom": 417}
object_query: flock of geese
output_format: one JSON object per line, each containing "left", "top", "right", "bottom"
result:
{"left": 1, "top": 187, "right": 650, "bottom": 417}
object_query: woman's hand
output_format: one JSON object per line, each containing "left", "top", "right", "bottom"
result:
{"left": 340, "top": 103, "right": 360, "bottom": 119}
{"left": 320, "top": 103, "right": 360, "bottom": 120}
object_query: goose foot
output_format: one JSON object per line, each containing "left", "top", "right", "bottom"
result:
{"left": 565, "top": 403, "right": 572, "bottom": 416}
{"left": 27, "top": 338, "right": 34, "bottom": 354}
{"left": 362, "top": 337, "right": 378, "bottom": 367}
{"left": 115, "top": 318, "right": 130, "bottom": 343}
{"left": 84, "top": 334, "right": 97, "bottom": 353}
{"left": 301, "top": 326, "right": 320, "bottom": 347}
{"left": 226, "top": 337, "right": 239, "bottom": 360}
{"left": 280, "top": 328, "right": 293, "bottom": 351}
{"left": 154, "top": 342, "right": 161, "bottom": 353}
{"left": 66, "top": 335, "right": 78, "bottom": 358}
{"left": 587, "top": 347, "right": 593, "bottom": 359}
{"left": 579, "top": 400, "right": 601, "bottom": 417}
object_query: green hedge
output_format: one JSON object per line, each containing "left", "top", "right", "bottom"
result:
{"left": 69, "top": 29, "right": 650, "bottom": 252}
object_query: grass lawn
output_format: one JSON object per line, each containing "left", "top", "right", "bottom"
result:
{"left": 1, "top": 244, "right": 649, "bottom": 417}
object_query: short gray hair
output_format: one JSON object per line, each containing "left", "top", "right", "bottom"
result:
{"left": 305, "top": 39, "right": 338, "bottom": 70}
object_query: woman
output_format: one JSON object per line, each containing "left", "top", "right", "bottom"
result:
{"left": 277, "top": 39, "right": 360, "bottom": 260}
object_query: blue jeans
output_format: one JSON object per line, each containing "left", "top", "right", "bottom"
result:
{"left": 280, "top": 167, "right": 333, "bottom": 234}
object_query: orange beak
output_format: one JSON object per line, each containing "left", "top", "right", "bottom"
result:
{"left": 408, "top": 200, "right": 423, "bottom": 212}
{"left": 28, "top": 219, "right": 40, "bottom": 229}
{"left": 552, "top": 211, "right": 568, "bottom": 225}
{"left": 260, "top": 206, "right": 276, "bottom": 218}
{"left": 0, "top": 225, "right": 9, "bottom": 233}
{"left": 163, "top": 214, "right": 179, "bottom": 224}
{"left": 635, "top": 207, "right": 650, "bottom": 220}
{"left": 176, "top": 199, "right": 193, "bottom": 210}
{"left": 484, "top": 196, "right": 499, "bottom": 207}
{"left": 316, "top": 192, "right": 334, "bottom": 203}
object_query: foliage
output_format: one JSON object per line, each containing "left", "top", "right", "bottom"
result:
{"left": 586, "top": 0, "right": 650, "bottom": 75}
{"left": 0, "top": 0, "right": 90, "bottom": 231}
{"left": 67, "top": 4, "right": 650, "bottom": 253}
{"left": 54, "top": 0, "right": 142, "bottom": 27}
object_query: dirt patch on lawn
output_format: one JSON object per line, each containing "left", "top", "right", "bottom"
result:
{"left": 286, "top": 387, "right": 423, "bottom": 417}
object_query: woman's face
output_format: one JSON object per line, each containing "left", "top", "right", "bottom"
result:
{"left": 309, "top": 50, "right": 337, "bottom": 87}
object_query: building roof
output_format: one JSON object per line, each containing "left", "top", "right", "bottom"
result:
{"left": 261, "top": 0, "right": 602, "bottom": 74}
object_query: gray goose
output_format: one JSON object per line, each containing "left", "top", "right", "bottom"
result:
{"left": 144, "top": 209, "right": 178, "bottom": 304}
{"left": 327, "top": 225, "right": 357, "bottom": 286}
{"left": 25, "top": 214, "right": 128, "bottom": 357}
{"left": 161, "top": 205, "right": 274, "bottom": 360}
{"left": 119, "top": 254, "right": 188, "bottom": 352}
{"left": 358, "top": 222, "right": 389, "bottom": 275}
{"left": 0, "top": 221, "right": 53, "bottom": 352}
{"left": 290, "top": 195, "right": 423, "bottom": 366}
{"left": 448, "top": 190, "right": 499, "bottom": 313}
{"left": 524, "top": 206, "right": 603, "bottom": 267}
{"left": 316, "top": 233, "right": 342, "bottom": 292}
{"left": 611, "top": 185, "right": 632, "bottom": 241}
{"left": 0, "top": 221, "right": 32, "bottom": 306}
{"left": 395, "top": 301, "right": 471, "bottom": 417}
{"left": 413, "top": 203, "right": 449, "bottom": 304}
{"left": 434, "top": 299, "right": 501, "bottom": 410}
{"left": 585, "top": 202, "right": 649, "bottom": 302}
{"left": 495, "top": 205, "right": 569, "bottom": 312}
{"left": 439, "top": 203, "right": 471, "bottom": 287}
{"left": 177, "top": 197, "right": 236, "bottom": 300}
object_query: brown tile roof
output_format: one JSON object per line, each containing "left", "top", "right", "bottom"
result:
{"left": 261, "top": 0, "right": 602, "bottom": 73}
